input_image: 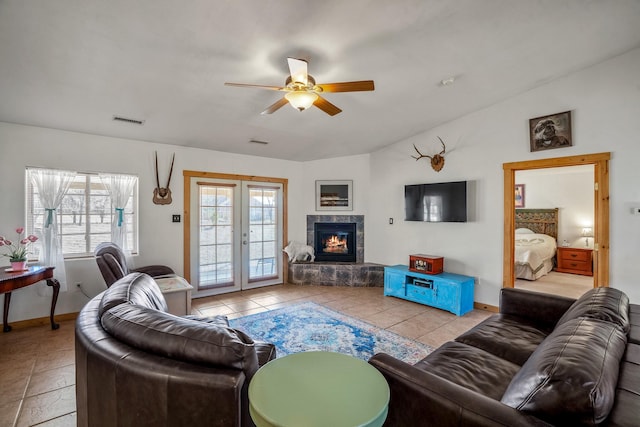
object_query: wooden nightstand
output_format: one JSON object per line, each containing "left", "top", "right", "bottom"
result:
{"left": 556, "top": 247, "right": 593, "bottom": 276}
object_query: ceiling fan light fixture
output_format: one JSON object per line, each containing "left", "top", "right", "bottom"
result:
{"left": 285, "top": 91, "right": 318, "bottom": 111}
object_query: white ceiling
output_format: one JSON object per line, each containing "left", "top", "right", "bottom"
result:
{"left": 1, "top": 0, "right": 639, "bottom": 161}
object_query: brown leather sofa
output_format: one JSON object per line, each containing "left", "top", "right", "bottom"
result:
{"left": 95, "top": 242, "right": 176, "bottom": 287}
{"left": 75, "top": 272, "right": 276, "bottom": 427}
{"left": 370, "top": 287, "right": 639, "bottom": 426}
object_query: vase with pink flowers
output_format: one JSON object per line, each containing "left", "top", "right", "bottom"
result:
{"left": 0, "top": 227, "right": 38, "bottom": 271}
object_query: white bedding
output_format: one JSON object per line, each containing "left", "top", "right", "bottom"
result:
{"left": 515, "top": 233, "right": 557, "bottom": 280}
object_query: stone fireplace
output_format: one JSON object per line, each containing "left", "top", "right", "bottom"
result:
{"left": 287, "top": 215, "right": 382, "bottom": 287}
{"left": 306, "top": 215, "right": 364, "bottom": 263}
{"left": 313, "top": 222, "right": 357, "bottom": 262}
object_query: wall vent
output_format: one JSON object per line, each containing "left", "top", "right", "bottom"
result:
{"left": 113, "top": 115, "right": 145, "bottom": 125}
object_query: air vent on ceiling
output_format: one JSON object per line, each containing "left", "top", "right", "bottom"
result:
{"left": 112, "top": 115, "right": 145, "bottom": 125}
{"left": 249, "top": 139, "right": 269, "bottom": 145}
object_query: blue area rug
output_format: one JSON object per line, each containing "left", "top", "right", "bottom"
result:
{"left": 230, "top": 302, "right": 433, "bottom": 364}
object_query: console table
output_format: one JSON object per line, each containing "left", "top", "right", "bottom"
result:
{"left": 384, "top": 265, "right": 474, "bottom": 316}
{"left": 0, "top": 265, "right": 60, "bottom": 332}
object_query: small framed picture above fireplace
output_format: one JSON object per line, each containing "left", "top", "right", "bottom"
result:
{"left": 316, "top": 180, "right": 353, "bottom": 211}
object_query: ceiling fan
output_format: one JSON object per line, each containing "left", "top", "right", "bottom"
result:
{"left": 224, "top": 57, "right": 374, "bottom": 116}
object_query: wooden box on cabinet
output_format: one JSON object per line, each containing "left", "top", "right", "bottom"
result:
{"left": 409, "top": 254, "right": 444, "bottom": 275}
{"left": 556, "top": 247, "right": 593, "bottom": 276}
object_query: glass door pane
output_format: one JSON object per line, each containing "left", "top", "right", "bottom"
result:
{"left": 242, "top": 183, "right": 283, "bottom": 289}
{"left": 199, "top": 185, "right": 234, "bottom": 288}
{"left": 248, "top": 188, "right": 277, "bottom": 280}
{"left": 190, "top": 179, "right": 241, "bottom": 297}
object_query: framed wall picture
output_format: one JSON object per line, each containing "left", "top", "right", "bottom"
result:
{"left": 515, "top": 184, "right": 525, "bottom": 208}
{"left": 529, "top": 110, "right": 572, "bottom": 152}
{"left": 316, "top": 180, "right": 353, "bottom": 211}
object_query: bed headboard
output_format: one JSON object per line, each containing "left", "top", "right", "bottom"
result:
{"left": 515, "top": 208, "right": 559, "bottom": 240}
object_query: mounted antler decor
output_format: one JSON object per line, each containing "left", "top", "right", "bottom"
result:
{"left": 411, "top": 136, "right": 446, "bottom": 172}
{"left": 153, "top": 152, "right": 175, "bottom": 205}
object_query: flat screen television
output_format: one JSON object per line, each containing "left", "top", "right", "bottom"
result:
{"left": 405, "top": 181, "right": 467, "bottom": 222}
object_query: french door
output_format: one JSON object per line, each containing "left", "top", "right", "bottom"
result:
{"left": 186, "top": 173, "right": 285, "bottom": 297}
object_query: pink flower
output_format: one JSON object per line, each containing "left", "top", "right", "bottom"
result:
{"left": 1, "top": 227, "right": 35, "bottom": 261}
{"left": 0, "top": 236, "right": 4, "bottom": 242}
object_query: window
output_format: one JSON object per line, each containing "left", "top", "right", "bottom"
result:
{"left": 26, "top": 169, "right": 138, "bottom": 258}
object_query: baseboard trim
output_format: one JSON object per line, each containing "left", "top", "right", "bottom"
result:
{"left": 474, "top": 302, "right": 499, "bottom": 313}
{"left": 6, "top": 312, "right": 78, "bottom": 331}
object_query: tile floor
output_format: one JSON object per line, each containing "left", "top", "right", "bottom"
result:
{"left": 0, "top": 283, "right": 492, "bottom": 426}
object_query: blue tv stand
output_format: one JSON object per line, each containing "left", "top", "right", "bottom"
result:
{"left": 384, "top": 265, "right": 474, "bottom": 316}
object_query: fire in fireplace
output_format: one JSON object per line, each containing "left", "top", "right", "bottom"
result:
{"left": 314, "top": 222, "right": 356, "bottom": 262}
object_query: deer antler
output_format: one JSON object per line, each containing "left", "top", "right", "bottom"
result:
{"left": 437, "top": 136, "right": 446, "bottom": 155}
{"left": 166, "top": 153, "right": 175, "bottom": 188}
{"left": 155, "top": 151, "right": 161, "bottom": 190}
{"left": 411, "top": 137, "right": 447, "bottom": 172}
{"left": 153, "top": 152, "right": 175, "bottom": 205}
{"left": 411, "top": 144, "right": 433, "bottom": 161}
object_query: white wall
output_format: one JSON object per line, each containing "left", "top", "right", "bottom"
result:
{"left": 516, "top": 166, "right": 594, "bottom": 246}
{"left": 2, "top": 48, "right": 639, "bottom": 323}
{"left": 0, "top": 124, "right": 311, "bottom": 322}
{"left": 368, "top": 48, "right": 640, "bottom": 305}
{"left": 296, "top": 153, "right": 371, "bottom": 239}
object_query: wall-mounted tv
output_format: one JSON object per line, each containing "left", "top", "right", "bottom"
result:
{"left": 405, "top": 181, "right": 467, "bottom": 222}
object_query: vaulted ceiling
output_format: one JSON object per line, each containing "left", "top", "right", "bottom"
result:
{"left": 1, "top": 1, "right": 639, "bottom": 161}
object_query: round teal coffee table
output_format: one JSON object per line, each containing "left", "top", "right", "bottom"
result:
{"left": 249, "top": 351, "right": 389, "bottom": 427}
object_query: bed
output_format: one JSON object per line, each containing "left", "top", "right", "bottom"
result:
{"left": 514, "top": 208, "right": 558, "bottom": 280}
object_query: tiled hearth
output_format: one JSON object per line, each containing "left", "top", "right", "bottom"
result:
{"left": 288, "top": 262, "right": 384, "bottom": 287}
{"left": 287, "top": 215, "right": 384, "bottom": 287}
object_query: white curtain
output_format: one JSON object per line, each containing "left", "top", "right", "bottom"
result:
{"left": 100, "top": 173, "right": 137, "bottom": 257}
{"left": 29, "top": 168, "right": 76, "bottom": 293}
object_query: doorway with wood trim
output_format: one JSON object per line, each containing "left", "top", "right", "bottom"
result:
{"left": 503, "top": 153, "right": 610, "bottom": 289}
{"left": 183, "top": 171, "right": 288, "bottom": 298}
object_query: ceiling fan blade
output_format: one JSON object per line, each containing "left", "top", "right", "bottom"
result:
{"left": 287, "top": 57, "right": 308, "bottom": 86}
{"left": 314, "top": 96, "right": 342, "bottom": 116}
{"left": 224, "top": 82, "right": 285, "bottom": 91}
{"left": 260, "top": 97, "right": 289, "bottom": 115}
{"left": 316, "top": 80, "right": 375, "bottom": 93}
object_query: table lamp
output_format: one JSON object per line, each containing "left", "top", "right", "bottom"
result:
{"left": 581, "top": 227, "right": 594, "bottom": 247}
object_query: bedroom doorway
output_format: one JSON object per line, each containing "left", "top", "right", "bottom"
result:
{"left": 513, "top": 166, "right": 594, "bottom": 298}
{"left": 503, "top": 152, "right": 610, "bottom": 290}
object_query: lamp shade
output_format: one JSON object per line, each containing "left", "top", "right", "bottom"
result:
{"left": 285, "top": 91, "right": 318, "bottom": 111}
{"left": 581, "top": 227, "right": 593, "bottom": 237}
